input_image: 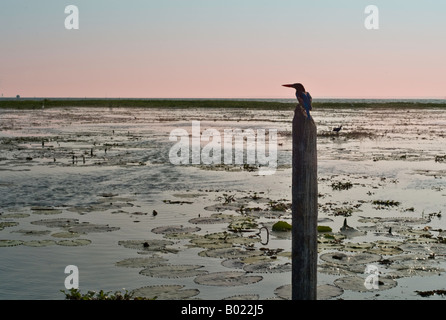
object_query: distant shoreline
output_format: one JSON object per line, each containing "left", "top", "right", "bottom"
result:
{"left": 1, "top": 98, "right": 445, "bottom": 110}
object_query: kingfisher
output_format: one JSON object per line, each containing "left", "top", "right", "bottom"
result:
{"left": 282, "top": 83, "right": 312, "bottom": 119}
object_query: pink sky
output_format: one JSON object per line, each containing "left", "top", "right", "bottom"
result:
{"left": 1, "top": 1, "right": 445, "bottom": 99}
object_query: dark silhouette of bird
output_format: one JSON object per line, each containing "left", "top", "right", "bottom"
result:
{"left": 282, "top": 83, "right": 312, "bottom": 119}
{"left": 152, "top": 210, "right": 158, "bottom": 216}
{"left": 333, "top": 125, "right": 343, "bottom": 133}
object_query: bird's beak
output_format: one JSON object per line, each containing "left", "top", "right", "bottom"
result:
{"left": 282, "top": 84, "right": 294, "bottom": 88}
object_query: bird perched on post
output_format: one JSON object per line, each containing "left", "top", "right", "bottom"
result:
{"left": 333, "top": 125, "right": 342, "bottom": 133}
{"left": 282, "top": 83, "right": 313, "bottom": 119}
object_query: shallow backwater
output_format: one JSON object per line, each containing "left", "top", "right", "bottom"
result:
{"left": 0, "top": 106, "right": 445, "bottom": 300}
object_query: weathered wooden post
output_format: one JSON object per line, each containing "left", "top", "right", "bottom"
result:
{"left": 292, "top": 106, "right": 318, "bottom": 300}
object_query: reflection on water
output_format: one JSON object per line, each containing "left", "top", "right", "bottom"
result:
{"left": 0, "top": 106, "right": 445, "bottom": 300}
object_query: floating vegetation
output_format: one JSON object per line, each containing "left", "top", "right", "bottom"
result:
{"left": 387, "top": 263, "right": 444, "bottom": 278}
{"left": 332, "top": 181, "right": 353, "bottom": 191}
{"left": 115, "top": 256, "right": 168, "bottom": 268}
{"left": 273, "top": 284, "right": 344, "bottom": 300}
{"left": 357, "top": 216, "right": 430, "bottom": 226}
{"left": 320, "top": 252, "right": 381, "bottom": 265}
{"left": 372, "top": 200, "right": 401, "bottom": 209}
{"left": 189, "top": 213, "right": 233, "bottom": 224}
{"left": 22, "top": 239, "right": 57, "bottom": 247}
{"left": 67, "top": 222, "right": 119, "bottom": 234}
{"left": 0, "top": 213, "right": 30, "bottom": 219}
{"left": 131, "top": 285, "right": 200, "bottom": 300}
{"left": 268, "top": 200, "right": 291, "bottom": 212}
{"left": 12, "top": 229, "right": 51, "bottom": 236}
{"left": 57, "top": 239, "right": 92, "bottom": 246}
{"left": 243, "top": 262, "right": 291, "bottom": 273}
{"left": 140, "top": 265, "right": 208, "bottom": 278}
{"left": 228, "top": 217, "right": 258, "bottom": 232}
{"left": 367, "top": 240, "right": 404, "bottom": 255}
{"left": 162, "top": 199, "right": 194, "bottom": 205}
{"left": 151, "top": 225, "right": 201, "bottom": 235}
{"left": 199, "top": 247, "right": 263, "bottom": 260}
{"left": 332, "top": 206, "right": 354, "bottom": 217}
{"left": 0, "top": 239, "right": 23, "bottom": 247}
{"left": 51, "top": 231, "right": 80, "bottom": 238}
{"left": 415, "top": 289, "right": 446, "bottom": 297}
{"left": 334, "top": 276, "right": 397, "bottom": 292}
{"left": 317, "top": 226, "right": 332, "bottom": 233}
{"left": 203, "top": 203, "right": 241, "bottom": 212}
{"left": 343, "top": 242, "right": 375, "bottom": 252}
{"left": 0, "top": 221, "right": 19, "bottom": 231}
{"left": 194, "top": 271, "right": 263, "bottom": 287}
{"left": 272, "top": 221, "right": 292, "bottom": 232}
{"left": 318, "top": 263, "right": 355, "bottom": 276}
{"left": 189, "top": 231, "right": 258, "bottom": 249}
{"left": 61, "top": 288, "right": 148, "bottom": 300}
{"left": 223, "top": 294, "right": 260, "bottom": 300}
{"left": 31, "top": 218, "right": 79, "bottom": 228}
{"left": 118, "top": 239, "right": 178, "bottom": 254}
{"left": 221, "top": 259, "right": 245, "bottom": 269}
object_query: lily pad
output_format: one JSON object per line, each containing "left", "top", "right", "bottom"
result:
{"left": 343, "top": 242, "right": 375, "bottom": 252}
{"left": 12, "top": 229, "right": 51, "bottom": 236}
{"left": 189, "top": 213, "right": 233, "bottom": 224}
{"left": 31, "top": 218, "right": 79, "bottom": 228}
{"left": 243, "top": 262, "right": 291, "bottom": 273}
{"left": 140, "top": 265, "right": 208, "bottom": 278}
{"left": 318, "top": 263, "right": 355, "bottom": 276}
{"left": 194, "top": 271, "right": 263, "bottom": 287}
{"left": 131, "top": 285, "right": 200, "bottom": 300}
{"left": 67, "top": 222, "right": 119, "bottom": 234}
{"left": 189, "top": 231, "right": 257, "bottom": 249}
{"left": 334, "top": 276, "right": 397, "bottom": 292}
{"left": 199, "top": 247, "right": 263, "bottom": 260}
{"left": 317, "top": 284, "right": 344, "bottom": 300}
{"left": 23, "top": 239, "right": 57, "bottom": 247}
{"left": 51, "top": 232, "right": 81, "bottom": 238}
{"left": 223, "top": 294, "right": 260, "bottom": 300}
{"left": 274, "top": 284, "right": 344, "bottom": 300}
{"left": 151, "top": 225, "right": 200, "bottom": 235}
{"left": 221, "top": 259, "right": 245, "bottom": 269}
{"left": 0, "top": 240, "right": 23, "bottom": 247}
{"left": 115, "top": 256, "right": 168, "bottom": 268}
{"left": 118, "top": 239, "right": 178, "bottom": 253}
{"left": 0, "top": 213, "right": 30, "bottom": 219}
{"left": 0, "top": 221, "right": 19, "bottom": 231}
{"left": 320, "top": 252, "right": 381, "bottom": 265}
{"left": 57, "top": 239, "right": 92, "bottom": 246}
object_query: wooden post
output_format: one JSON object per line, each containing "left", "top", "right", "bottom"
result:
{"left": 292, "top": 106, "right": 318, "bottom": 300}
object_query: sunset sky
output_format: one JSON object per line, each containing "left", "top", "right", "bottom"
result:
{"left": 1, "top": 0, "right": 445, "bottom": 99}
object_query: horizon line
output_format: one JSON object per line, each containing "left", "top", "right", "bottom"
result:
{"left": 1, "top": 96, "right": 446, "bottom": 101}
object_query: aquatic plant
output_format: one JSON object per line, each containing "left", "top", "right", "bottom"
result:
{"left": 416, "top": 290, "right": 446, "bottom": 298}
{"left": 317, "top": 226, "right": 332, "bottom": 233}
{"left": 372, "top": 200, "right": 401, "bottom": 208}
{"left": 331, "top": 181, "right": 353, "bottom": 191}
{"left": 194, "top": 271, "right": 263, "bottom": 287}
{"left": 131, "top": 285, "right": 198, "bottom": 300}
{"left": 139, "top": 264, "right": 208, "bottom": 278}
{"left": 61, "top": 288, "right": 152, "bottom": 300}
{"left": 272, "top": 221, "right": 292, "bottom": 231}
